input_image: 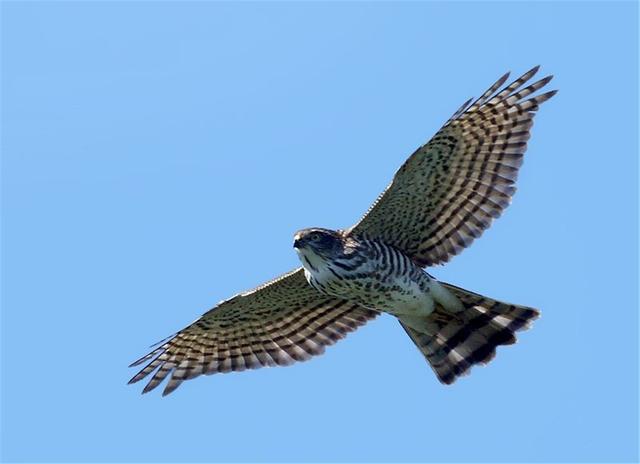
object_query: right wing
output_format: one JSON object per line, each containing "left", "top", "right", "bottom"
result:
{"left": 348, "top": 66, "right": 556, "bottom": 267}
{"left": 128, "top": 268, "right": 379, "bottom": 396}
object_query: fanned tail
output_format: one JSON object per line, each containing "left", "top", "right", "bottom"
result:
{"left": 400, "top": 282, "right": 539, "bottom": 384}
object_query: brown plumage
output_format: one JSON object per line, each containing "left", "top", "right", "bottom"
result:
{"left": 129, "top": 66, "right": 555, "bottom": 395}
{"left": 348, "top": 66, "right": 556, "bottom": 266}
{"left": 129, "top": 269, "right": 378, "bottom": 396}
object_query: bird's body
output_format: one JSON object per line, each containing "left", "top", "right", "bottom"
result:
{"left": 294, "top": 229, "right": 461, "bottom": 320}
{"left": 129, "top": 66, "right": 557, "bottom": 396}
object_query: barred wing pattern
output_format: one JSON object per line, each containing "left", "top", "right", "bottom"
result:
{"left": 348, "top": 66, "right": 556, "bottom": 267}
{"left": 129, "top": 268, "right": 378, "bottom": 396}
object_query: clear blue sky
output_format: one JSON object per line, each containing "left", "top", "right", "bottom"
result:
{"left": 2, "top": 2, "right": 638, "bottom": 463}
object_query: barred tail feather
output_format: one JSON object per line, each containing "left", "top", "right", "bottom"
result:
{"left": 400, "top": 283, "right": 539, "bottom": 384}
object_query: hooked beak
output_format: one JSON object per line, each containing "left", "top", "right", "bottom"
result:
{"left": 293, "top": 237, "right": 304, "bottom": 249}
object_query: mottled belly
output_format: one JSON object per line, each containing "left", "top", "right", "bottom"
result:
{"left": 307, "top": 267, "right": 434, "bottom": 316}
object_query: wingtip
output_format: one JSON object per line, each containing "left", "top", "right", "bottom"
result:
{"left": 495, "top": 71, "right": 510, "bottom": 89}
{"left": 128, "top": 356, "right": 150, "bottom": 368}
{"left": 141, "top": 383, "right": 156, "bottom": 395}
{"left": 162, "top": 385, "right": 178, "bottom": 397}
{"left": 536, "top": 89, "right": 559, "bottom": 103}
{"left": 538, "top": 74, "right": 554, "bottom": 86}
{"left": 128, "top": 371, "right": 145, "bottom": 385}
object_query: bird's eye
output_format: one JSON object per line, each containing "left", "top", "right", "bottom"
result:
{"left": 311, "top": 233, "right": 322, "bottom": 242}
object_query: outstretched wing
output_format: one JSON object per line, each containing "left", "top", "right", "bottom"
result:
{"left": 128, "top": 268, "right": 378, "bottom": 396}
{"left": 348, "top": 66, "right": 557, "bottom": 267}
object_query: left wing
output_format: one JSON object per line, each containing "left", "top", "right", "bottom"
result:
{"left": 348, "top": 66, "right": 556, "bottom": 267}
{"left": 128, "top": 268, "right": 378, "bottom": 396}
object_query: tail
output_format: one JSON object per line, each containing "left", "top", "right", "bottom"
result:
{"left": 399, "top": 282, "right": 539, "bottom": 384}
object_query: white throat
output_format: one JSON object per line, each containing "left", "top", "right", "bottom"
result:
{"left": 295, "top": 248, "right": 327, "bottom": 274}
{"left": 296, "top": 248, "right": 340, "bottom": 291}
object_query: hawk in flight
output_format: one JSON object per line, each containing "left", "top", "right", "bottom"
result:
{"left": 129, "top": 66, "right": 556, "bottom": 396}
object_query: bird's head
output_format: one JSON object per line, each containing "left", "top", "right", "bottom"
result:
{"left": 293, "top": 228, "right": 343, "bottom": 261}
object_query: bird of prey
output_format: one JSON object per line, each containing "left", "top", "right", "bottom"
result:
{"left": 129, "top": 66, "right": 556, "bottom": 396}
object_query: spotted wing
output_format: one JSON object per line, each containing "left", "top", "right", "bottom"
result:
{"left": 348, "top": 66, "right": 556, "bottom": 267}
{"left": 128, "top": 268, "right": 378, "bottom": 396}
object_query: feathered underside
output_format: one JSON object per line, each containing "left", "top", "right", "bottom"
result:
{"left": 128, "top": 268, "right": 378, "bottom": 396}
{"left": 348, "top": 66, "right": 557, "bottom": 267}
{"left": 128, "top": 67, "right": 555, "bottom": 396}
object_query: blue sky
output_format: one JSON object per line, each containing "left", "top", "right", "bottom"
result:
{"left": 1, "top": 2, "right": 638, "bottom": 463}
